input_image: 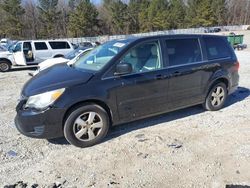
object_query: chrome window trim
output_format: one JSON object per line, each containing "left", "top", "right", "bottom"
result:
{"left": 102, "top": 40, "right": 164, "bottom": 80}
{"left": 165, "top": 37, "right": 203, "bottom": 67}
{"left": 167, "top": 57, "right": 231, "bottom": 68}
{"left": 102, "top": 56, "right": 231, "bottom": 80}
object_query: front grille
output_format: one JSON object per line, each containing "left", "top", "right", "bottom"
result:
{"left": 16, "top": 100, "right": 26, "bottom": 111}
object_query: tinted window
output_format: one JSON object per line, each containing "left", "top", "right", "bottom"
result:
{"left": 35, "top": 42, "right": 48, "bottom": 50}
{"left": 23, "top": 42, "right": 32, "bottom": 51}
{"left": 204, "top": 37, "right": 231, "bottom": 60}
{"left": 166, "top": 38, "right": 202, "bottom": 66}
{"left": 120, "top": 41, "right": 162, "bottom": 73}
{"left": 49, "top": 41, "right": 70, "bottom": 49}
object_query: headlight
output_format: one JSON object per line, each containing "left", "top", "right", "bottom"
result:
{"left": 25, "top": 88, "right": 65, "bottom": 110}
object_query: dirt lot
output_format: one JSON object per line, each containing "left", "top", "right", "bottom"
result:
{"left": 0, "top": 34, "right": 250, "bottom": 188}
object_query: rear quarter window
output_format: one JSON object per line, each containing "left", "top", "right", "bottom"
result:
{"left": 204, "top": 37, "right": 232, "bottom": 60}
{"left": 49, "top": 41, "right": 70, "bottom": 49}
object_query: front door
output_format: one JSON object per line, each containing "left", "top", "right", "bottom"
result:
{"left": 13, "top": 42, "right": 26, "bottom": 66}
{"left": 114, "top": 41, "right": 169, "bottom": 121}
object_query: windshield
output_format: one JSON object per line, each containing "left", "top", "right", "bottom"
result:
{"left": 0, "top": 45, "right": 7, "bottom": 51}
{"left": 13, "top": 42, "right": 22, "bottom": 52}
{"left": 73, "top": 39, "right": 132, "bottom": 71}
{"left": 5, "top": 41, "right": 17, "bottom": 52}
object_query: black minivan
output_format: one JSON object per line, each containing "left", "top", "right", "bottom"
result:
{"left": 15, "top": 35, "right": 239, "bottom": 147}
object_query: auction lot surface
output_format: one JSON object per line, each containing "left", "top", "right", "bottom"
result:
{"left": 0, "top": 53, "right": 250, "bottom": 187}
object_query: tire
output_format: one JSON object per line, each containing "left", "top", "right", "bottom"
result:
{"left": 0, "top": 61, "right": 11, "bottom": 72}
{"left": 203, "top": 82, "right": 228, "bottom": 111}
{"left": 64, "top": 104, "right": 110, "bottom": 148}
{"left": 54, "top": 55, "right": 64, "bottom": 58}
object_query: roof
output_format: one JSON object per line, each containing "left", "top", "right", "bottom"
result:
{"left": 18, "top": 39, "right": 71, "bottom": 43}
{"left": 116, "top": 34, "right": 226, "bottom": 44}
{"left": 136, "top": 34, "right": 226, "bottom": 40}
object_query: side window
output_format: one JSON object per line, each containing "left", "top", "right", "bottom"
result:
{"left": 166, "top": 38, "right": 202, "bottom": 66}
{"left": 14, "top": 42, "right": 22, "bottom": 52}
{"left": 204, "top": 37, "right": 231, "bottom": 60}
{"left": 23, "top": 42, "right": 32, "bottom": 51}
{"left": 120, "top": 41, "right": 162, "bottom": 73}
{"left": 49, "top": 41, "right": 70, "bottom": 49}
{"left": 34, "top": 42, "right": 48, "bottom": 50}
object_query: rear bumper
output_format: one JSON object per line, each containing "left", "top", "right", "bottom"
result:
{"left": 15, "top": 107, "right": 66, "bottom": 139}
{"left": 228, "top": 85, "right": 238, "bottom": 95}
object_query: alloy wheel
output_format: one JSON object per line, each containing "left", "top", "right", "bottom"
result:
{"left": 0, "top": 62, "right": 9, "bottom": 72}
{"left": 73, "top": 112, "right": 103, "bottom": 141}
{"left": 210, "top": 86, "right": 225, "bottom": 107}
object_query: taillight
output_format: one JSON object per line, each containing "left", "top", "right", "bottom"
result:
{"left": 236, "top": 61, "right": 240, "bottom": 71}
{"left": 233, "top": 61, "right": 240, "bottom": 71}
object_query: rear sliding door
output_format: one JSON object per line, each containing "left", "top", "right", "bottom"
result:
{"left": 165, "top": 37, "right": 205, "bottom": 109}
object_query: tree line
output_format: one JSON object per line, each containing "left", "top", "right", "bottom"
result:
{"left": 0, "top": 0, "right": 249, "bottom": 40}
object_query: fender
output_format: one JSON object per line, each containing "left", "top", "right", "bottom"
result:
{"left": 61, "top": 98, "right": 115, "bottom": 125}
{"left": 0, "top": 58, "right": 12, "bottom": 65}
{"left": 54, "top": 83, "right": 118, "bottom": 125}
{"left": 204, "top": 69, "right": 231, "bottom": 96}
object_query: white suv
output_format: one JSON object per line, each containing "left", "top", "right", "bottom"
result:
{"left": 0, "top": 40, "right": 74, "bottom": 72}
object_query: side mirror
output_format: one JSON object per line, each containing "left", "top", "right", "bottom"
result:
{"left": 114, "top": 63, "right": 132, "bottom": 76}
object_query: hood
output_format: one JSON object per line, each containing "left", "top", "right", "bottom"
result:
{"left": 0, "top": 51, "right": 12, "bottom": 56}
{"left": 39, "top": 57, "right": 69, "bottom": 70}
{"left": 22, "top": 63, "right": 94, "bottom": 96}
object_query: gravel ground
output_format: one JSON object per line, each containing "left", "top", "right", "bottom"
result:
{"left": 0, "top": 49, "right": 250, "bottom": 187}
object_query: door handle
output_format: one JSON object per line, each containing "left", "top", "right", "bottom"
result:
{"left": 170, "top": 71, "right": 182, "bottom": 77}
{"left": 155, "top": 74, "right": 168, "bottom": 80}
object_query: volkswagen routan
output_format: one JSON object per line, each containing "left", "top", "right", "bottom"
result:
{"left": 15, "top": 35, "right": 239, "bottom": 147}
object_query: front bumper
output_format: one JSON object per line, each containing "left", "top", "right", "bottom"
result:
{"left": 15, "top": 107, "right": 66, "bottom": 139}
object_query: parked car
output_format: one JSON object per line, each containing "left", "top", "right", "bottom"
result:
{"left": 0, "top": 50, "right": 15, "bottom": 72}
{"left": 15, "top": 34, "right": 239, "bottom": 147}
{"left": 213, "top": 27, "right": 221, "bottom": 32}
{"left": 31, "top": 47, "right": 93, "bottom": 76}
{"left": 80, "top": 42, "right": 94, "bottom": 48}
{"left": 0, "top": 45, "right": 7, "bottom": 52}
{"left": 204, "top": 27, "right": 221, "bottom": 33}
{"left": 0, "top": 38, "right": 10, "bottom": 46}
{"left": 0, "top": 40, "right": 74, "bottom": 72}
{"left": 63, "top": 47, "right": 92, "bottom": 60}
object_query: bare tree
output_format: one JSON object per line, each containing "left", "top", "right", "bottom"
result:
{"left": 23, "top": 1, "right": 39, "bottom": 39}
{"left": 56, "top": 1, "right": 70, "bottom": 38}
{"left": 227, "top": 0, "right": 250, "bottom": 25}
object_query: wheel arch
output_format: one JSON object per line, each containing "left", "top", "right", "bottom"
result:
{"left": 0, "top": 58, "right": 12, "bottom": 71}
{"left": 213, "top": 77, "right": 229, "bottom": 89}
{"left": 53, "top": 54, "right": 64, "bottom": 58}
{"left": 62, "top": 99, "right": 113, "bottom": 128}
{"left": 0, "top": 58, "right": 12, "bottom": 65}
{"left": 206, "top": 76, "right": 230, "bottom": 97}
